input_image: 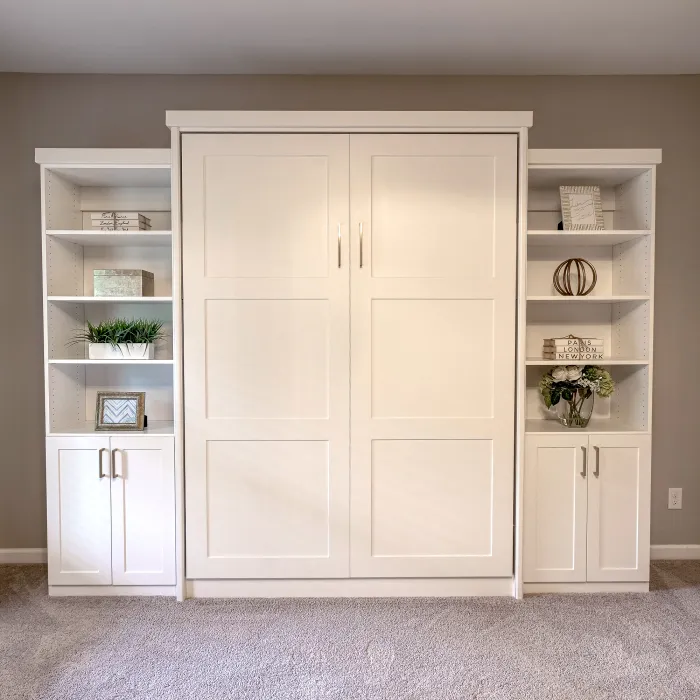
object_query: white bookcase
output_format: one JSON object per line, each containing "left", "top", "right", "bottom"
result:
{"left": 36, "top": 149, "right": 182, "bottom": 597}
{"left": 519, "top": 149, "right": 661, "bottom": 595}
{"left": 525, "top": 149, "right": 660, "bottom": 434}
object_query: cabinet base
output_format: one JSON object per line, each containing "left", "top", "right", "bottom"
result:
{"left": 49, "top": 585, "right": 177, "bottom": 597}
{"left": 186, "top": 577, "right": 514, "bottom": 598}
{"left": 523, "top": 581, "right": 649, "bottom": 595}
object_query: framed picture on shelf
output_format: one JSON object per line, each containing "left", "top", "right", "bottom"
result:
{"left": 560, "top": 185, "right": 604, "bottom": 230}
{"left": 95, "top": 391, "right": 146, "bottom": 431}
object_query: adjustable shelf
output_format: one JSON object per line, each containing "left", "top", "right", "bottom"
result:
{"left": 47, "top": 231, "right": 173, "bottom": 247}
{"left": 48, "top": 296, "right": 173, "bottom": 303}
{"left": 527, "top": 295, "right": 650, "bottom": 303}
{"left": 527, "top": 230, "right": 651, "bottom": 246}
{"left": 525, "top": 358, "right": 649, "bottom": 366}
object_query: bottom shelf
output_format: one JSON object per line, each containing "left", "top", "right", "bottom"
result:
{"left": 49, "top": 420, "right": 175, "bottom": 437}
{"left": 525, "top": 419, "right": 648, "bottom": 434}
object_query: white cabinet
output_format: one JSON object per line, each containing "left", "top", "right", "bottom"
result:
{"left": 524, "top": 433, "right": 651, "bottom": 584}
{"left": 47, "top": 436, "right": 175, "bottom": 587}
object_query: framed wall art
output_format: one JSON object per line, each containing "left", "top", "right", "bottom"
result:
{"left": 95, "top": 391, "right": 146, "bottom": 431}
{"left": 559, "top": 185, "right": 604, "bottom": 230}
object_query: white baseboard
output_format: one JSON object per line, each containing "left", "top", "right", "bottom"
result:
{"left": 0, "top": 548, "right": 47, "bottom": 564}
{"left": 651, "top": 545, "right": 700, "bottom": 561}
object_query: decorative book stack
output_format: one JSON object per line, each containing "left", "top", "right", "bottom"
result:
{"left": 89, "top": 212, "right": 152, "bottom": 231}
{"left": 543, "top": 336, "right": 604, "bottom": 361}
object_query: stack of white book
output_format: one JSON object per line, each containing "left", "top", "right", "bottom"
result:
{"left": 543, "top": 336, "right": 604, "bottom": 361}
{"left": 89, "top": 212, "right": 152, "bottom": 231}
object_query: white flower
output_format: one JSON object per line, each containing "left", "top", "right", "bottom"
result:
{"left": 552, "top": 366, "right": 568, "bottom": 381}
{"left": 566, "top": 365, "right": 582, "bottom": 381}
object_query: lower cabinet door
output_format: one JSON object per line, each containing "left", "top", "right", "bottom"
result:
{"left": 46, "top": 437, "right": 113, "bottom": 585}
{"left": 109, "top": 436, "right": 176, "bottom": 585}
{"left": 523, "top": 434, "right": 588, "bottom": 583}
{"left": 586, "top": 434, "right": 651, "bottom": 582}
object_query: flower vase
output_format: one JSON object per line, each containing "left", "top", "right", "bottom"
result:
{"left": 555, "top": 391, "right": 594, "bottom": 428}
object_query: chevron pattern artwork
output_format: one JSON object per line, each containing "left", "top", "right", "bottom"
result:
{"left": 95, "top": 391, "right": 145, "bottom": 431}
{"left": 102, "top": 398, "right": 138, "bottom": 424}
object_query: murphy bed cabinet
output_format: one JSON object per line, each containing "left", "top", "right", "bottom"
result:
{"left": 37, "top": 115, "right": 660, "bottom": 599}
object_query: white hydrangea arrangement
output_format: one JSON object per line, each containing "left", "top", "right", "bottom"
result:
{"left": 539, "top": 365, "right": 615, "bottom": 427}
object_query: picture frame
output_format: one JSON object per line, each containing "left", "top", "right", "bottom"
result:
{"left": 560, "top": 185, "right": 605, "bottom": 230}
{"left": 95, "top": 391, "right": 146, "bottom": 431}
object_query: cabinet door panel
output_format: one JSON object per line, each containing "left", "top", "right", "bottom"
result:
{"left": 182, "top": 134, "right": 350, "bottom": 579}
{"left": 46, "top": 437, "right": 112, "bottom": 585}
{"left": 523, "top": 435, "right": 588, "bottom": 583}
{"left": 587, "top": 435, "right": 651, "bottom": 582}
{"left": 350, "top": 134, "right": 518, "bottom": 577}
{"left": 110, "top": 436, "right": 176, "bottom": 586}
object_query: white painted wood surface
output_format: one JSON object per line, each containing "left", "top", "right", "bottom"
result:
{"left": 182, "top": 134, "right": 351, "bottom": 579}
{"left": 46, "top": 437, "right": 112, "bottom": 585}
{"left": 523, "top": 433, "right": 651, "bottom": 585}
{"left": 110, "top": 436, "right": 176, "bottom": 585}
{"left": 523, "top": 434, "right": 588, "bottom": 583}
{"left": 349, "top": 134, "right": 518, "bottom": 578}
{"left": 167, "top": 111, "right": 533, "bottom": 131}
{"left": 587, "top": 434, "right": 651, "bottom": 582}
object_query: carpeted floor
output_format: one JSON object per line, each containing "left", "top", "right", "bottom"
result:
{"left": 2, "top": 563, "right": 700, "bottom": 699}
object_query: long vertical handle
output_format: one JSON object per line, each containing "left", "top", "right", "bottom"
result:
{"left": 593, "top": 445, "right": 600, "bottom": 478}
{"left": 337, "top": 224, "right": 342, "bottom": 268}
{"left": 581, "top": 446, "right": 587, "bottom": 478}
{"left": 98, "top": 448, "right": 108, "bottom": 479}
{"left": 359, "top": 222, "right": 364, "bottom": 269}
{"left": 111, "top": 448, "right": 121, "bottom": 479}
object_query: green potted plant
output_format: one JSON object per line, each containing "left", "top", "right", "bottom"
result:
{"left": 68, "top": 318, "right": 166, "bottom": 360}
{"left": 539, "top": 365, "right": 615, "bottom": 428}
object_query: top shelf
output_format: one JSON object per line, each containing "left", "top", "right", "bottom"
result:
{"left": 527, "top": 230, "right": 651, "bottom": 246}
{"left": 47, "top": 231, "right": 172, "bottom": 247}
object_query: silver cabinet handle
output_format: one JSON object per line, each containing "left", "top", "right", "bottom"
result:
{"left": 337, "top": 224, "right": 342, "bottom": 268}
{"left": 359, "top": 222, "right": 364, "bottom": 268}
{"left": 581, "top": 446, "right": 587, "bottom": 478}
{"left": 98, "top": 448, "right": 108, "bottom": 479}
{"left": 593, "top": 446, "right": 600, "bottom": 478}
{"left": 111, "top": 448, "right": 121, "bottom": 479}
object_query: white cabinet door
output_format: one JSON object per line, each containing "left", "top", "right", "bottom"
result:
{"left": 523, "top": 435, "right": 588, "bottom": 583}
{"left": 110, "top": 436, "right": 176, "bottom": 585}
{"left": 182, "top": 134, "right": 350, "bottom": 578}
{"left": 46, "top": 437, "right": 112, "bottom": 585}
{"left": 349, "top": 134, "right": 518, "bottom": 577}
{"left": 587, "top": 434, "right": 651, "bottom": 582}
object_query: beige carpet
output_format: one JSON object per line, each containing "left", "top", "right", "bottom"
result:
{"left": 2, "top": 562, "right": 700, "bottom": 699}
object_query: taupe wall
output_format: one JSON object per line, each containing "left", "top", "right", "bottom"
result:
{"left": 1, "top": 74, "right": 699, "bottom": 549}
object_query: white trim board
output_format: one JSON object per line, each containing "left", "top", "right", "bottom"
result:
{"left": 651, "top": 545, "right": 700, "bottom": 560}
{"left": 187, "top": 577, "right": 514, "bottom": 598}
{"left": 166, "top": 110, "right": 533, "bottom": 131}
{"left": 0, "top": 548, "right": 48, "bottom": 564}
{"left": 524, "top": 582, "right": 649, "bottom": 595}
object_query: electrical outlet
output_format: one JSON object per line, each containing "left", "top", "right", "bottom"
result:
{"left": 668, "top": 488, "right": 683, "bottom": 510}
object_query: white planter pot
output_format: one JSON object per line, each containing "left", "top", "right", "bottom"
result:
{"left": 88, "top": 343, "right": 155, "bottom": 360}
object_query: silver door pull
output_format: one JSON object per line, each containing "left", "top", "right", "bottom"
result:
{"left": 98, "top": 448, "right": 108, "bottom": 479}
{"left": 581, "top": 446, "right": 587, "bottom": 478}
{"left": 111, "top": 449, "right": 121, "bottom": 479}
{"left": 359, "top": 222, "right": 364, "bottom": 268}
{"left": 593, "top": 446, "right": 600, "bottom": 478}
{"left": 337, "top": 224, "right": 342, "bottom": 268}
